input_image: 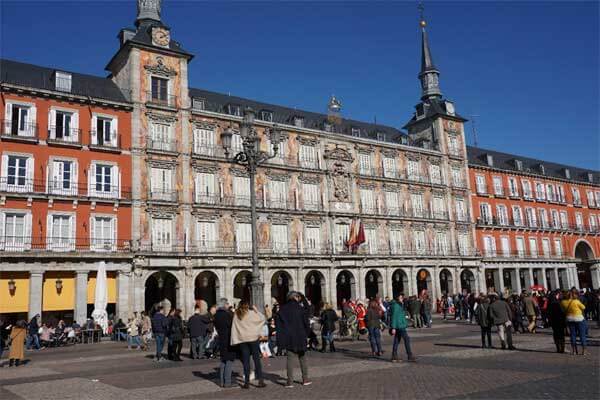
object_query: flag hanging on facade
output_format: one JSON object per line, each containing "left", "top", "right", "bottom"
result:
{"left": 345, "top": 218, "right": 366, "bottom": 254}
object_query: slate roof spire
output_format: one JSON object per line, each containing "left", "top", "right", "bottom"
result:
{"left": 418, "top": 3, "right": 442, "bottom": 101}
{"left": 136, "top": 0, "right": 162, "bottom": 27}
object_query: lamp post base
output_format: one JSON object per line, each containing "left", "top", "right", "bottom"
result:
{"left": 250, "top": 279, "right": 265, "bottom": 311}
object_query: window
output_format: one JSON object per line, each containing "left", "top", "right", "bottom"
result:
{"left": 546, "top": 184, "right": 556, "bottom": 202}
{"left": 539, "top": 208, "right": 549, "bottom": 228}
{"left": 497, "top": 204, "right": 508, "bottom": 226}
{"left": 433, "top": 196, "right": 445, "bottom": 218}
{"left": 587, "top": 191, "right": 596, "bottom": 207}
{"left": 493, "top": 176, "right": 503, "bottom": 196}
{"left": 429, "top": 164, "right": 442, "bottom": 184}
{"left": 589, "top": 215, "right": 597, "bottom": 232}
{"left": 551, "top": 210, "right": 560, "bottom": 229}
{"left": 299, "top": 145, "right": 318, "bottom": 169}
{"left": 268, "top": 180, "right": 288, "bottom": 209}
{"left": 413, "top": 230, "right": 426, "bottom": 255}
{"left": 266, "top": 135, "right": 285, "bottom": 160}
{"left": 193, "top": 128, "right": 215, "bottom": 156}
{"left": 407, "top": 159, "right": 420, "bottom": 180}
{"left": 557, "top": 185, "right": 566, "bottom": 202}
{"left": 335, "top": 224, "right": 350, "bottom": 253}
{"left": 458, "top": 233, "right": 469, "bottom": 255}
{"left": 302, "top": 183, "right": 320, "bottom": 211}
{"left": 448, "top": 135, "right": 459, "bottom": 155}
{"left": 1, "top": 154, "right": 33, "bottom": 192}
{"left": 92, "top": 115, "right": 117, "bottom": 147}
{"left": 382, "top": 157, "right": 396, "bottom": 178}
{"left": 233, "top": 176, "right": 250, "bottom": 206}
{"left": 522, "top": 180, "right": 532, "bottom": 199}
{"left": 475, "top": 175, "right": 487, "bottom": 194}
{"left": 235, "top": 222, "right": 252, "bottom": 253}
{"left": 227, "top": 104, "right": 241, "bottom": 117}
{"left": 512, "top": 205, "right": 523, "bottom": 226}
{"left": 195, "top": 172, "right": 216, "bottom": 204}
{"left": 150, "top": 122, "right": 174, "bottom": 152}
{"left": 293, "top": 116, "right": 304, "bottom": 128}
{"left": 508, "top": 177, "right": 519, "bottom": 197}
{"left": 560, "top": 211, "right": 568, "bottom": 229}
{"left": 89, "top": 163, "right": 119, "bottom": 198}
{"left": 525, "top": 207, "right": 537, "bottom": 227}
{"left": 455, "top": 198, "right": 467, "bottom": 221}
{"left": 49, "top": 110, "right": 78, "bottom": 142}
{"left": 535, "top": 182, "right": 546, "bottom": 201}
{"left": 323, "top": 122, "right": 333, "bottom": 132}
{"left": 434, "top": 231, "right": 448, "bottom": 255}
{"left": 49, "top": 159, "right": 77, "bottom": 196}
{"left": 542, "top": 238, "right": 551, "bottom": 258}
{"left": 197, "top": 221, "right": 217, "bottom": 251}
{"left": 48, "top": 214, "right": 75, "bottom": 251}
{"left": 152, "top": 217, "right": 172, "bottom": 251}
{"left": 479, "top": 203, "right": 492, "bottom": 224}
{"left": 259, "top": 111, "right": 273, "bottom": 122}
{"left": 411, "top": 193, "right": 424, "bottom": 217}
{"left": 528, "top": 237, "right": 538, "bottom": 258}
{"left": 385, "top": 191, "right": 400, "bottom": 215}
{"left": 360, "top": 188, "right": 376, "bottom": 214}
{"left": 389, "top": 229, "right": 403, "bottom": 254}
{"left": 554, "top": 238, "right": 563, "bottom": 256}
{"left": 500, "top": 236, "right": 510, "bottom": 257}
{"left": 192, "top": 98, "right": 205, "bottom": 110}
{"left": 305, "top": 226, "right": 321, "bottom": 254}
{"left": 0, "top": 212, "right": 31, "bottom": 251}
{"left": 516, "top": 237, "right": 525, "bottom": 257}
{"left": 150, "top": 168, "right": 174, "bottom": 201}
{"left": 364, "top": 228, "right": 378, "bottom": 254}
{"left": 358, "top": 153, "right": 372, "bottom": 175}
{"left": 377, "top": 132, "right": 386, "bottom": 142}
{"left": 572, "top": 187, "right": 582, "bottom": 205}
{"left": 483, "top": 236, "right": 496, "bottom": 256}
{"left": 595, "top": 191, "right": 600, "bottom": 207}
{"left": 575, "top": 213, "right": 584, "bottom": 230}
{"left": 91, "top": 215, "right": 116, "bottom": 251}
{"left": 451, "top": 168, "right": 463, "bottom": 187}
{"left": 351, "top": 127, "right": 361, "bottom": 137}
{"left": 55, "top": 71, "right": 71, "bottom": 92}
{"left": 4, "top": 102, "right": 36, "bottom": 137}
{"left": 151, "top": 76, "right": 169, "bottom": 102}
{"left": 231, "top": 132, "right": 243, "bottom": 153}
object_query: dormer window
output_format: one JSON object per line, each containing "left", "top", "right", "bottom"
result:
{"left": 564, "top": 168, "right": 571, "bottom": 179}
{"left": 323, "top": 121, "right": 332, "bottom": 132}
{"left": 485, "top": 154, "right": 494, "bottom": 167}
{"left": 192, "top": 97, "right": 205, "bottom": 110}
{"left": 539, "top": 164, "right": 545, "bottom": 175}
{"left": 227, "top": 104, "right": 241, "bottom": 117}
{"left": 514, "top": 159, "right": 523, "bottom": 171}
{"left": 415, "top": 104, "right": 425, "bottom": 119}
{"left": 293, "top": 116, "right": 304, "bottom": 128}
{"left": 588, "top": 173, "right": 594, "bottom": 183}
{"left": 55, "top": 71, "right": 72, "bottom": 92}
{"left": 377, "top": 132, "right": 386, "bottom": 141}
{"left": 351, "top": 127, "right": 360, "bottom": 137}
{"left": 259, "top": 110, "right": 273, "bottom": 122}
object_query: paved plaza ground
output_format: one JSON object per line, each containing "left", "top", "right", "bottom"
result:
{"left": 1, "top": 317, "right": 598, "bottom": 400}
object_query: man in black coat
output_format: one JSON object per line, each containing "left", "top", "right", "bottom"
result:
{"left": 213, "top": 298, "right": 236, "bottom": 388}
{"left": 276, "top": 292, "right": 311, "bottom": 387}
{"left": 188, "top": 307, "right": 210, "bottom": 359}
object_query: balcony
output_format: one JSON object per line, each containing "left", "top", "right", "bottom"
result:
{"left": 147, "top": 138, "right": 178, "bottom": 154}
{"left": 47, "top": 126, "right": 82, "bottom": 147}
{"left": 0, "top": 120, "right": 38, "bottom": 142}
{"left": 148, "top": 189, "right": 178, "bottom": 203}
{"left": 88, "top": 183, "right": 127, "bottom": 200}
{"left": 146, "top": 91, "right": 177, "bottom": 108}
{"left": 0, "top": 177, "right": 131, "bottom": 200}
{"left": 192, "top": 143, "right": 225, "bottom": 158}
{"left": 89, "top": 130, "right": 121, "bottom": 152}
{"left": 265, "top": 198, "right": 290, "bottom": 210}
{"left": 483, "top": 250, "right": 571, "bottom": 260}
{"left": 0, "top": 236, "right": 131, "bottom": 253}
{"left": 406, "top": 174, "right": 431, "bottom": 184}
{"left": 0, "top": 177, "right": 38, "bottom": 194}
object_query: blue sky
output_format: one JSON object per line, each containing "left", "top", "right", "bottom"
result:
{"left": 1, "top": 1, "right": 598, "bottom": 169}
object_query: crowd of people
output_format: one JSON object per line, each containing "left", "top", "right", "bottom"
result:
{"left": 1, "top": 286, "right": 597, "bottom": 376}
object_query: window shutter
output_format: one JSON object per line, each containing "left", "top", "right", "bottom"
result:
{"left": 72, "top": 161, "right": 78, "bottom": 195}
{"left": 0, "top": 154, "right": 7, "bottom": 191}
{"left": 48, "top": 109, "right": 56, "bottom": 138}
{"left": 0, "top": 212, "right": 4, "bottom": 250}
{"left": 4, "top": 103, "right": 12, "bottom": 133}
{"left": 29, "top": 106, "right": 37, "bottom": 133}
{"left": 111, "top": 117, "right": 118, "bottom": 146}
{"left": 91, "top": 115, "right": 98, "bottom": 145}
{"left": 71, "top": 112, "right": 79, "bottom": 141}
{"left": 46, "top": 213, "right": 53, "bottom": 250}
{"left": 89, "top": 216, "right": 96, "bottom": 249}
{"left": 117, "top": 168, "right": 121, "bottom": 198}
{"left": 26, "top": 157, "right": 34, "bottom": 190}
{"left": 24, "top": 213, "right": 32, "bottom": 250}
{"left": 69, "top": 214, "right": 76, "bottom": 249}
{"left": 88, "top": 163, "right": 96, "bottom": 196}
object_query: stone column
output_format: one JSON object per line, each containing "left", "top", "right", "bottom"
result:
{"left": 29, "top": 271, "right": 44, "bottom": 320}
{"left": 572, "top": 266, "right": 581, "bottom": 290}
{"left": 74, "top": 271, "right": 89, "bottom": 324}
{"left": 514, "top": 268, "right": 522, "bottom": 294}
{"left": 224, "top": 267, "right": 233, "bottom": 302}
{"left": 528, "top": 268, "right": 534, "bottom": 289}
{"left": 329, "top": 267, "right": 337, "bottom": 307}
{"left": 357, "top": 266, "right": 365, "bottom": 301}
{"left": 540, "top": 268, "right": 548, "bottom": 290}
{"left": 497, "top": 267, "right": 505, "bottom": 294}
{"left": 553, "top": 268, "right": 560, "bottom": 291}
{"left": 432, "top": 266, "right": 440, "bottom": 300}
{"left": 408, "top": 267, "right": 415, "bottom": 296}
{"left": 591, "top": 263, "right": 600, "bottom": 290}
{"left": 385, "top": 267, "right": 392, "bottom": 299}
{"left": 117, "top": 271, "right": 131, "bottom": 320}
{"left": 263, "top": 267, "right": 271, "bottom": 308}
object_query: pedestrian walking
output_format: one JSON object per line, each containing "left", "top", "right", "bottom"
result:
{"left": 231, "top": 301, "right": 266, "bottom": 389}
{"left": 168, "top": 309, "right": 184, "bottom": 361}
{"left": 487, "top": 292, "right": 516, "bottom": 350}
{"left": 151, "top": 305, "right": 168, "bottom": 362}
{"left": 26, "top": 314, "right": 40, "bottom": 350}
{"left": 188, "top": 306, "right": 210, "bottom": 359}
{"left": 523, "top": 292, "right": 537, "bottom": 333}
{"left": 366, "top": 299, "right": 383, "bottom": 356}
{"left": 547, "top": 291, "right": 566, "bottom": 353}
{"left": 214, "top": 298, "right": 237, "bottom": 388}
{"left": 561, "top": 289, "right": 587, "bottom": 355}
{"left": 319, "top": 303, "right": 338, "bottom": 353}
{"left": 476, "top": 295, "right": 492, "bottom": 348}
{"left": 8, "top": 320, "right": 27, "bottom": 367}
{"left": 389, "top": 293, "right": 416, "bottom": 362}
{"left": 422, "top": 294, "right": 433, "bottom": 328}
{"left": 276, "top": 291, "right": 312, "bottom": 388}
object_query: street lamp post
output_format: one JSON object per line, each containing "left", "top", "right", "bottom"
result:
{"left": 221, "top": 107, "right": 281, "bottom": 310}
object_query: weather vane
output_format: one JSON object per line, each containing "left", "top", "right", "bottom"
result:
{"left": 418, "top": 1, "right": 426, "bottom": 28}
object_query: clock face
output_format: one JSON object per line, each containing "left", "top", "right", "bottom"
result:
{"left": 152, "top": 28, "right": 170, "bottom": 47}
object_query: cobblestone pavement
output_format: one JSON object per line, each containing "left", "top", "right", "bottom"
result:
{"left": 1, "top": 317, "right": 598, "bottom": 400}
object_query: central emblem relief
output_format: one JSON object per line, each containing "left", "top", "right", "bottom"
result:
{"left": 323, "top": 145, "right": 354, "bottom": 203}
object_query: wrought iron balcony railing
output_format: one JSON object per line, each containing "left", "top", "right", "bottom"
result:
{"left": 0, "top": 177, "right": 131, "bottom": 200}
{"left": 47, "top": 126, "right": 82, "bottom": 145}
{"left": 146, "top": 91, "right": 177, "bottom": 108}
{"left": 0, "top": 236, "right": 131, "bottom": 253}
{"left": 1, "top": 120, "right": 38, "bottom": 140}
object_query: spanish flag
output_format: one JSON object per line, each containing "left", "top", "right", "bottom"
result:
{"left": 345, "top": 218, "right": 366, "bottom": 254}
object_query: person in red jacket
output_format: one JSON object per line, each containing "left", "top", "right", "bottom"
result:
{"left": 356, "top": 301, "right": 367, "bottom": 335}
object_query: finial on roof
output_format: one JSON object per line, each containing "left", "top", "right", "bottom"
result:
{"left": 418, "top": 2, "right": 426, "bottom": 29}
{"left": 417, "top": 1, "right": 442, "bottom": 101}
{"left": 136, "top": 0, "right": 161, "bottom": 26}
{"left": 328, "top": 94, "right": 342, "bottom": 113}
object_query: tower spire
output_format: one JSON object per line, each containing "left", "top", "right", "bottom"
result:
{"left": 136, "top": 0, "right": 162, "bottom": 27}
{"left": 418, "top": 3, "right": 442, "bottom": 101}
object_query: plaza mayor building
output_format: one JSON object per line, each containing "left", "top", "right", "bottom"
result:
{"left": 0, "top": 0, "right": 598, "bottom": 322}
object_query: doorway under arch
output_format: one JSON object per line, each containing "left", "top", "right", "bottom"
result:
{"left": 233, "top": 271, "right": 252, "bottom": 304}
{"left": 575, "top": 241, "right": 595, "bottom": 289}
{"left": 392, "top": 269, "right": 409, "bottom": 299}
{"left": 365, "top": 269, "right": 383, "bottom": 300}
{"left": 336, "top": 270, "right": 356, "bottom": 309}
{"left": 305, "top": 271, "right": 326, "bottom": 314}
{"left": 439, "top": 268, "right": 453, "bottom": 295}
{"left": 271, "top": 271, "right": 292, "bottom": 305}
{"left": 194, "top": 271, "right": 219, "bottom": 308}
{"left": 416, "top": 268, "right": 432, "bottom": 296}
{"left": 460, "top": 269, "right": 475, "bottom": 293}
{"left": 145, "top": 271, "right": 178, "bottom": 313}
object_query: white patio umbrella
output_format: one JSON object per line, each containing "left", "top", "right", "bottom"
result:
{"left": 91, "top": 260, "right": 109, "bottom": 334}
